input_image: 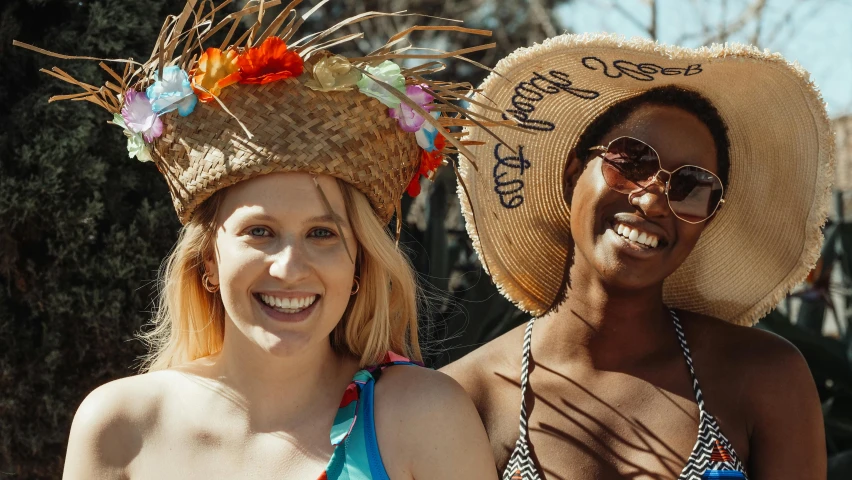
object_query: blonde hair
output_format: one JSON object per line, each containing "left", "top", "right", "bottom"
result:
{"left": 140, "top": 179, "right": 421, "bottom": 371}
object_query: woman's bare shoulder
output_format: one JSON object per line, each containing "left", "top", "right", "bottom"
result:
{"left": 440, "top": 322, "right": 528, "bottom": 400}
{"left": 375, "top": 366, "right": 498, "bottom": 479}
{"left": 62, "top": 370, "right": 192, "bottom": 477}
{"left": 682, "top": 310, "right": 808, "bottom": 371}
{"left": 681, "top": 310, "right": 816, "bottom": 407}
{"left": 377, "top": 364, "right": 471, "bottom": 408}
{"left": 681, "top": 311, "right": 825, "bottom": 474}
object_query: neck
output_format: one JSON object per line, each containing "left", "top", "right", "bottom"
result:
{"left": 538, "top": 251, "right": 674, "bottom": 370}
{"left": 208, "top": 321, "right": 358, "bottom": 430}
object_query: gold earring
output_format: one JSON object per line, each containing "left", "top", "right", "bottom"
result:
{"left": 350, "top": 276, "right": 360, "bottom": 296}
{"left": 201, "top": 272, "right": 220, "bottom": 293}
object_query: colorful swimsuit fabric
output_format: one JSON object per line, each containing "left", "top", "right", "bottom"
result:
{"left": 503, "top": 311, "right": 748, "bottom": 480}
{"left": 320, "top": 352, "right": 419, "bottom": 480}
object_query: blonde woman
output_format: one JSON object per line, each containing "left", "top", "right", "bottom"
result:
{"left": 18, "top": 1, "right": 498, "bottom": 478}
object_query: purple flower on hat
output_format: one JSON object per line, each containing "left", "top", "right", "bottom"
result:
{"left": 146, "top": 66, "right": 198, "bottom": 117}
{"left": 390, "top": 84, "right": 434, "bottom": 133}
{"left": 121, "top": 89, "right": 163, "bottom": 142}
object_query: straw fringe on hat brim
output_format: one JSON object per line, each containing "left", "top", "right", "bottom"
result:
{"left": 459, "top": 33, "right": 834, "bottom": 326}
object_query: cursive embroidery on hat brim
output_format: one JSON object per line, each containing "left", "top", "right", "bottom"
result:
{"left": 581, "top": 56, "right": 704, "bottom": 81}
{"left": 501, "top": 71, "right": 600, "bottom": 131}
{"left": 492, "top": 143, "right": 530, "bottom": 209}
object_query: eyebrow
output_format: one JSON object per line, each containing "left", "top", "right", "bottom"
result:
{"left": 306, "top": 213, "right": 350, "bottom": 229}
{"left": 236, "top": 211, "right": 350, "bottom": 228}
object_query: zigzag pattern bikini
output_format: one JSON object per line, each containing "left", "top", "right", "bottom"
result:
{"left": 503, "top": 311, "right": 748, "bottom": 480}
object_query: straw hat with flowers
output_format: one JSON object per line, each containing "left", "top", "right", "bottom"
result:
{"left": 15, "top": 0, "right": 499, "bottom": 226}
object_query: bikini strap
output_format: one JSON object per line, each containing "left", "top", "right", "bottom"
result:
{"left": 669, "top": 309, "right": 706, "bottom": 412}
{"left": 501, "top": 318, "right": 545, "bottom": 480}
{"left": 517, "top": 317, "right": 537, "bottom": 441}
{"left": 367, "top": 360, "right": 421, "bottom": 382}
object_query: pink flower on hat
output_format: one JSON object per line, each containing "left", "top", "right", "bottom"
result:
{"left": 121, "top": 90, "right": 163, "bottom": 142}
{"left": 389, "top": 84, "right": 434, "bottom": 133}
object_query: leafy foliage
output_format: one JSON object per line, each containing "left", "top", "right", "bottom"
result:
{"left": 0, "top": 0, "right": 183, "bottom": 475}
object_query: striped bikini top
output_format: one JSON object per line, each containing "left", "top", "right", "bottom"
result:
{"left": 320, "top": 352, "right": 419, "bottom": 480}
{"left": 503, "top": 311, "right": 749, "bottom": 480}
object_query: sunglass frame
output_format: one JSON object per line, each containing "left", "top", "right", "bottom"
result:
{"left": 589, "top": 135, "right": 726, "bottom": 224}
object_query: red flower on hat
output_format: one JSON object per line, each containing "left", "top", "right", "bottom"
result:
{"left": 238, "top": 37, "right": 304, "bottom": 85}
{"left": 406, "top": 134, "right": 446, "bottom": 197}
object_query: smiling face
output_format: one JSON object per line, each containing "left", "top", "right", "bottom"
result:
{"left": 205, "top": 172, "right": 358, "bottom": 358}
{"left": 569, "top": 104, "right": 719, "bottom": 290}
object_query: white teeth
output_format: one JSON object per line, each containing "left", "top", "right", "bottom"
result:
{"left": 613, "top": 222, "right": 660, "bottom": 248}
{"left": 259, "top": 294, "right": 317, "bottom": 312}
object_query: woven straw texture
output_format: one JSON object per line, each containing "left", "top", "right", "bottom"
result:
{"left": 459, "top": 33, "right": 834, "bottom": 326}
{"left": 153, "top": 78, "right": 419, "bottom": 223}
{"left": 15, "top": 0, "right": 499, "bottom": 226}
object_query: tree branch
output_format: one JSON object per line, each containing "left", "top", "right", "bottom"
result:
{"left": 607, "top": 0, "right": 653, "bottom": 38}
{"left": 703, "top": 0, "right": 768, "bottom": 45}
{"left": 529, "top": 0, "right": 559, "bottom": 38}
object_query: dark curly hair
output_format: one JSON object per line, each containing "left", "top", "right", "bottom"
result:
{"left": 574, "top": 86, "right": 731, "bottom": 189}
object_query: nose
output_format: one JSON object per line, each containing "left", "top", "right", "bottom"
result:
{"left": 268, "top": 240, "right": 312, "bottom": 283}
{"left": 628, "top": 181, "right": 670, "bottom": 218}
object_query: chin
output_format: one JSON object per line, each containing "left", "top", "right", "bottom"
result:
{"left": 595, "top": 260, "right": 671, "bottom": 291}
{"left": 255, "top": 329, "right": 321, "bottom": 358}
{"left": 239, "top": 312, "right": 331, "bottom": 358}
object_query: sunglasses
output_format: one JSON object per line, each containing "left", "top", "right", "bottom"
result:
{"left": 590, "top": 136, "right": 725, "bottom": 224}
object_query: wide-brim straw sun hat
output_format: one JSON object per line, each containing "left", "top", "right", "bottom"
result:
{"left": 16, "top": 0, "right": 497, "bottom": 225}
{"left": 458, "top": 33, "right": 834, "bottom": 326}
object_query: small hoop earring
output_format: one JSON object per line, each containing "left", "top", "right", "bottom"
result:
{"left": 350, "top": 276, "right": 360, "bottom": 296}
{"left": 201, "top": 272, "right": 219, "bottom": 293}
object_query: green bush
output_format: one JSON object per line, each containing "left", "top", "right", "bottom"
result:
{"left": 1, "top": 0, "right": 183, "bottom": 475}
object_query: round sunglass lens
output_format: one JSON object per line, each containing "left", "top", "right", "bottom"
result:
{"left": 668, "top": 166, "right": 723, "bottom": 222}
{"left": 600, "top": 137, "right": 660, "bottom": 192}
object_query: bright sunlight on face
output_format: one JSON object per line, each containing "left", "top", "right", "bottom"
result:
{"left": 207, "top": 173, "right": 358, "bottom": 358}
